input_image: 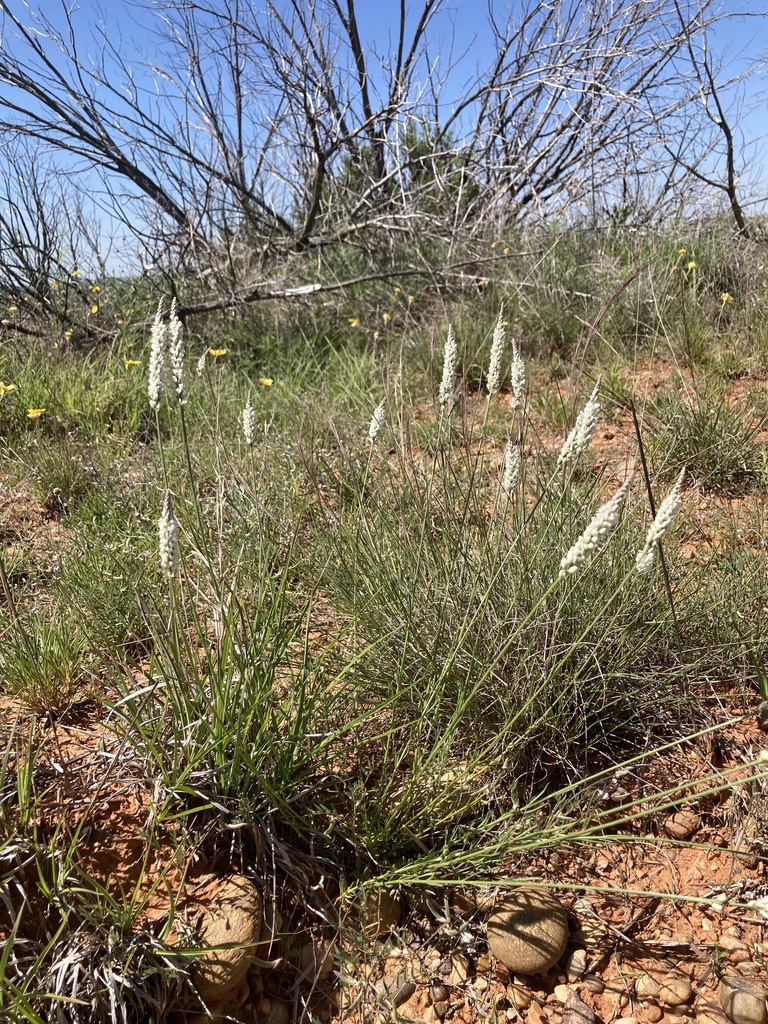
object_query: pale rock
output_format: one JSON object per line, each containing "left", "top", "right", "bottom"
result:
{"left": 664, "top": 809, "right": 702, "bottom": 839}
{"left": 475, "top": 976, "right": 489, "bottom": 993}
{"left": 376, "top": 974, "right": 416, "bottom": 1008}
{"left": 614, "top": 1018, "right": 639, "bottom": 1024}
{"left": 719, "top": 975, "right": 768, "bottom": 1024}
{"left": 636, "top": 974, "right": 660, "bottom": 1001}
{"left": 360, "top": 890, "right": 403, "bottom": 936}
{"left": 487, "top": 889, "right": 569, "bottom": 975}
{"left": 450, "top": 953, "right": 471, "bottom": 984}
{"left": 658, "top": 977, "right": 694, "bottom": 1007}
{"left": 646, "top": 1004, "right": 664, "bottom": 1022}
{"left": 696, "top": 994, "right": 732, "bottom": 1024}
{"left": 554, "top": 985, "right": 571, "bottom": 1003}
{"left": 583, "top": 975, "right": 605, "bottom": 994}
{"left": 562, "top": 990, "right": 595, "bottom": 1024}
{"left": 429, "top": 984, "right": 450, "bottom": 1004}
{"left": 423, "top": 1009, "right": 439, "bottom": 1024}
{"left": 565, "top": 948, "right": 588, "bottom": 982}
{"left": 507, "top": 982, "right": 534, "bottom": 1009}
{"left": 298, "top": 937, "right": 335, "bottom": 980}
{"left": 528, "top": 1001, "right": 550, "bottom": 1024}
{"left": 188, "top": 875, "right": 263, "bottom": 1002}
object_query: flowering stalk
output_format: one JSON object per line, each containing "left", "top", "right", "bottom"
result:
{"left": 167, "top": 298, "right": 186, "bottom": 403}
{"left": 438, "top": 326, "right": 457, "bottom": 410}
{"left": 243, "top": 392, "right": 257, "bottom": 446}
{"left": 510, "top": 327, "right": 525, "bottom": 408}
{"left": 501, "top": 439, "right": 520, "bottom": 497}
{"left": 635, "top": 469, "right": 686, "bottom": 574}
{"left": 158, "top": 491, "right": 180, "bottom": 577}
{"left": 147, "top": 300, "right": 166, "bottom": 410}
{"left": 557, "top": 377, "right": 602, "bottom": 467}
{"left": 486, "top": 307, "right": 506, "bottom": 399}
{"left": 559, "top": 476, "right": 631, "bottom": 578}
{"left": 368, "top": 397, "right": 386, "bottom": 445}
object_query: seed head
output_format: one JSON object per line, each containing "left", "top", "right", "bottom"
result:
{"left": 486, "top": 307, "right": 506, "bottom": 399}
{"left": 158, "top": 491, "right": 180, "bottom": 577}
{"left": 501, "top": 439, "right": 520, "bottom": 497}
{"left": 368, "top": 397, "right": 387, "bottom": 445}
{"left": 167, "top": 298, "right": 186, "bottom": 403}
{"left": 635, "top": 468, "right": 686, "bottom": 574}
{"left": 438, "top": 326, "right": 457, "bottom": 409}
{"left": 559, "top": 476, "right": 631, "bottom": 578}
{"left": 510, "top": 328, "right": 526, "bottom": 407}
{"left": 147, "top": 300, "right": 166, "bottom": 410}
{"left": 557, "top": 377, "right": 602, "bottom": 467}
{"left": 243, "top": 392, "right": 257, "bottom": 446}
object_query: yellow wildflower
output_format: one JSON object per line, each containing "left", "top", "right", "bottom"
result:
{"left": 27, "top": 408, "right": 46, "bottom": 419}
{"left": 70, "top": 268, "right": 80, "bottom": 277}
{"left": 64, "top": 329, "right": 73, "bottom": 341}
{"left": 124, "top": 358, "right": 141, "bottom": 368}
{"left": 207, "top": 348, "right": 227, "bottom": 357}
{"left": 258, "top": 377, "right": 273, "bottom": 387}
{"left": 0, "top": 381, "right": 16, "bottom": 396}
{"left": 89, "top": 284, "right": 101, "bottom": 293}
{"left": 348, "top": 317, "right": 360, "bottom": 327}
{"left": 408, "top": 294, "right": 415, "bottom": 302}
{"left": 49, "top": 281, "right": 58, "bottom": 290}
{"left": 8, "top": 306, "right": 18, "bottom": 314}
{"left": 478, "top": 279, "right": 489, "bottom": 287}
{"left": 90, "top": 304, "right": 99, "bottom": 314}
{"left": 687, "top": 261, "right": 697, "bottom": 271}
{"left": 678, "top": 248, "right": 687, "bottom": 256}
{"left": 721, "top": 292, "right": 734, "bottom": 304}
{"left": 491, "top": 241, "right": 498, "bottom": 248}
{"left": 383, "top": 312, "right": 392, "bottom": 322}
{"left": 1, "top": 319, "right": 9, "bottom": 326}
{"left": 504, "top": 246, "right": 510, "bottom": 254}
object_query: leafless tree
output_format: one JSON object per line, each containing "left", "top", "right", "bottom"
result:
{"left": 0, "top": 0, "right": 759, "bottom": 328}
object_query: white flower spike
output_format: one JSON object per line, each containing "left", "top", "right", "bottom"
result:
{"left": 486, "top": 306, "right": 506, "bottom": 399}
{"left": 557, "top": 377, "right": 602, "bottom": 467}
{"left": 559, "top": 476, "right": 631, "bottom": 578}
{"left": 635, "top": 469, "right": 686, "bottom": 574}
{"left": 438, "top": 325, "right": 457, "bottom": 410}
{"left": 158, "top": 491, "right": 180, "bottom": 577}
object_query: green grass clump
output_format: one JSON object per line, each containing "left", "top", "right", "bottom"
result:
{"left": 2, "top": 224, "right": 768, "bottom": 1021}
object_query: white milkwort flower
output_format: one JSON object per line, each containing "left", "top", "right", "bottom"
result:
{"left": 559, "top": 476, "right": 631, "bottom": 579}
{"left": 243, "top": 391, "right": 257, "bottom": 446}
{"left": 438, "top": 325, "right": 457, "bottom": 409}
{"left": 196, "top": 351, "right": 207, "bottom": 376}
{"left": 147, "top": 300, "right": 166, "bottom": 410}
{"left": 486, "top": 307, "right": 506, "bottom": 399}
{"left": 557, "top": 377, "right": 602, "bottom": 467}
{"left": 501, "top": 439, "right": 520, "bottom": 497}
{"left": 510, "top": 328, "right": 526, "bottom": 407}
{"left": 635, "top": 468, "right": 686, "bottom": 574}
{"left": 158, "top": 491, "right": 180, "bottom": 577}
{"left": 167, "top": 298, "right": 186, "bottom": 403}
{"left": 368, "top": 397, "right": 386, "bottom": 445}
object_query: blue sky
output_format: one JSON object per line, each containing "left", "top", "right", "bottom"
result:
{"left": 9, "top": 0, "right": 768, "bottom": 270}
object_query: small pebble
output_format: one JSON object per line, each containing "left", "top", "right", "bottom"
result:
{"left": 430, "top": 984, "right": 450, "bottom": 1004}
{"left": 375, "top": 975, "right": 416, "bottom": 1008}
{"left": 475, "top": 977, "right": 489, "bottom": 993}
{"left": 507, "top": 983, "right": 534, "bottom": 1010}
{"left": 614, "top": 1017, "right": 639, "bottom": 1024}
{"left": 646, "top": 1005, "right": 664, "bottom": 1023}
{"left": 658, "top": 978, "right": 694, "bottom": 1007}
{"left": 433, "top": 1001, "right": 450, "bottom": 1020}
{"left": 583, "top": 975, "right": 605, "bottom": 994}
{"left": 719, "top": 975, "right": 768, "bottom": 1024}
{"left": 476, "top": 953, "right": 491, "bottom": 973}
{"left": 565, "top": 949, "right": 588, "bottom": 982}
{"left": 528, "top": 1001, "right": 550, "bottom": 1024}
{"left": 554, "top": 985, "right": 571, "bottom": 1003}
{"left": 636, "top": 975, "right": 660, "bottom": 1001}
